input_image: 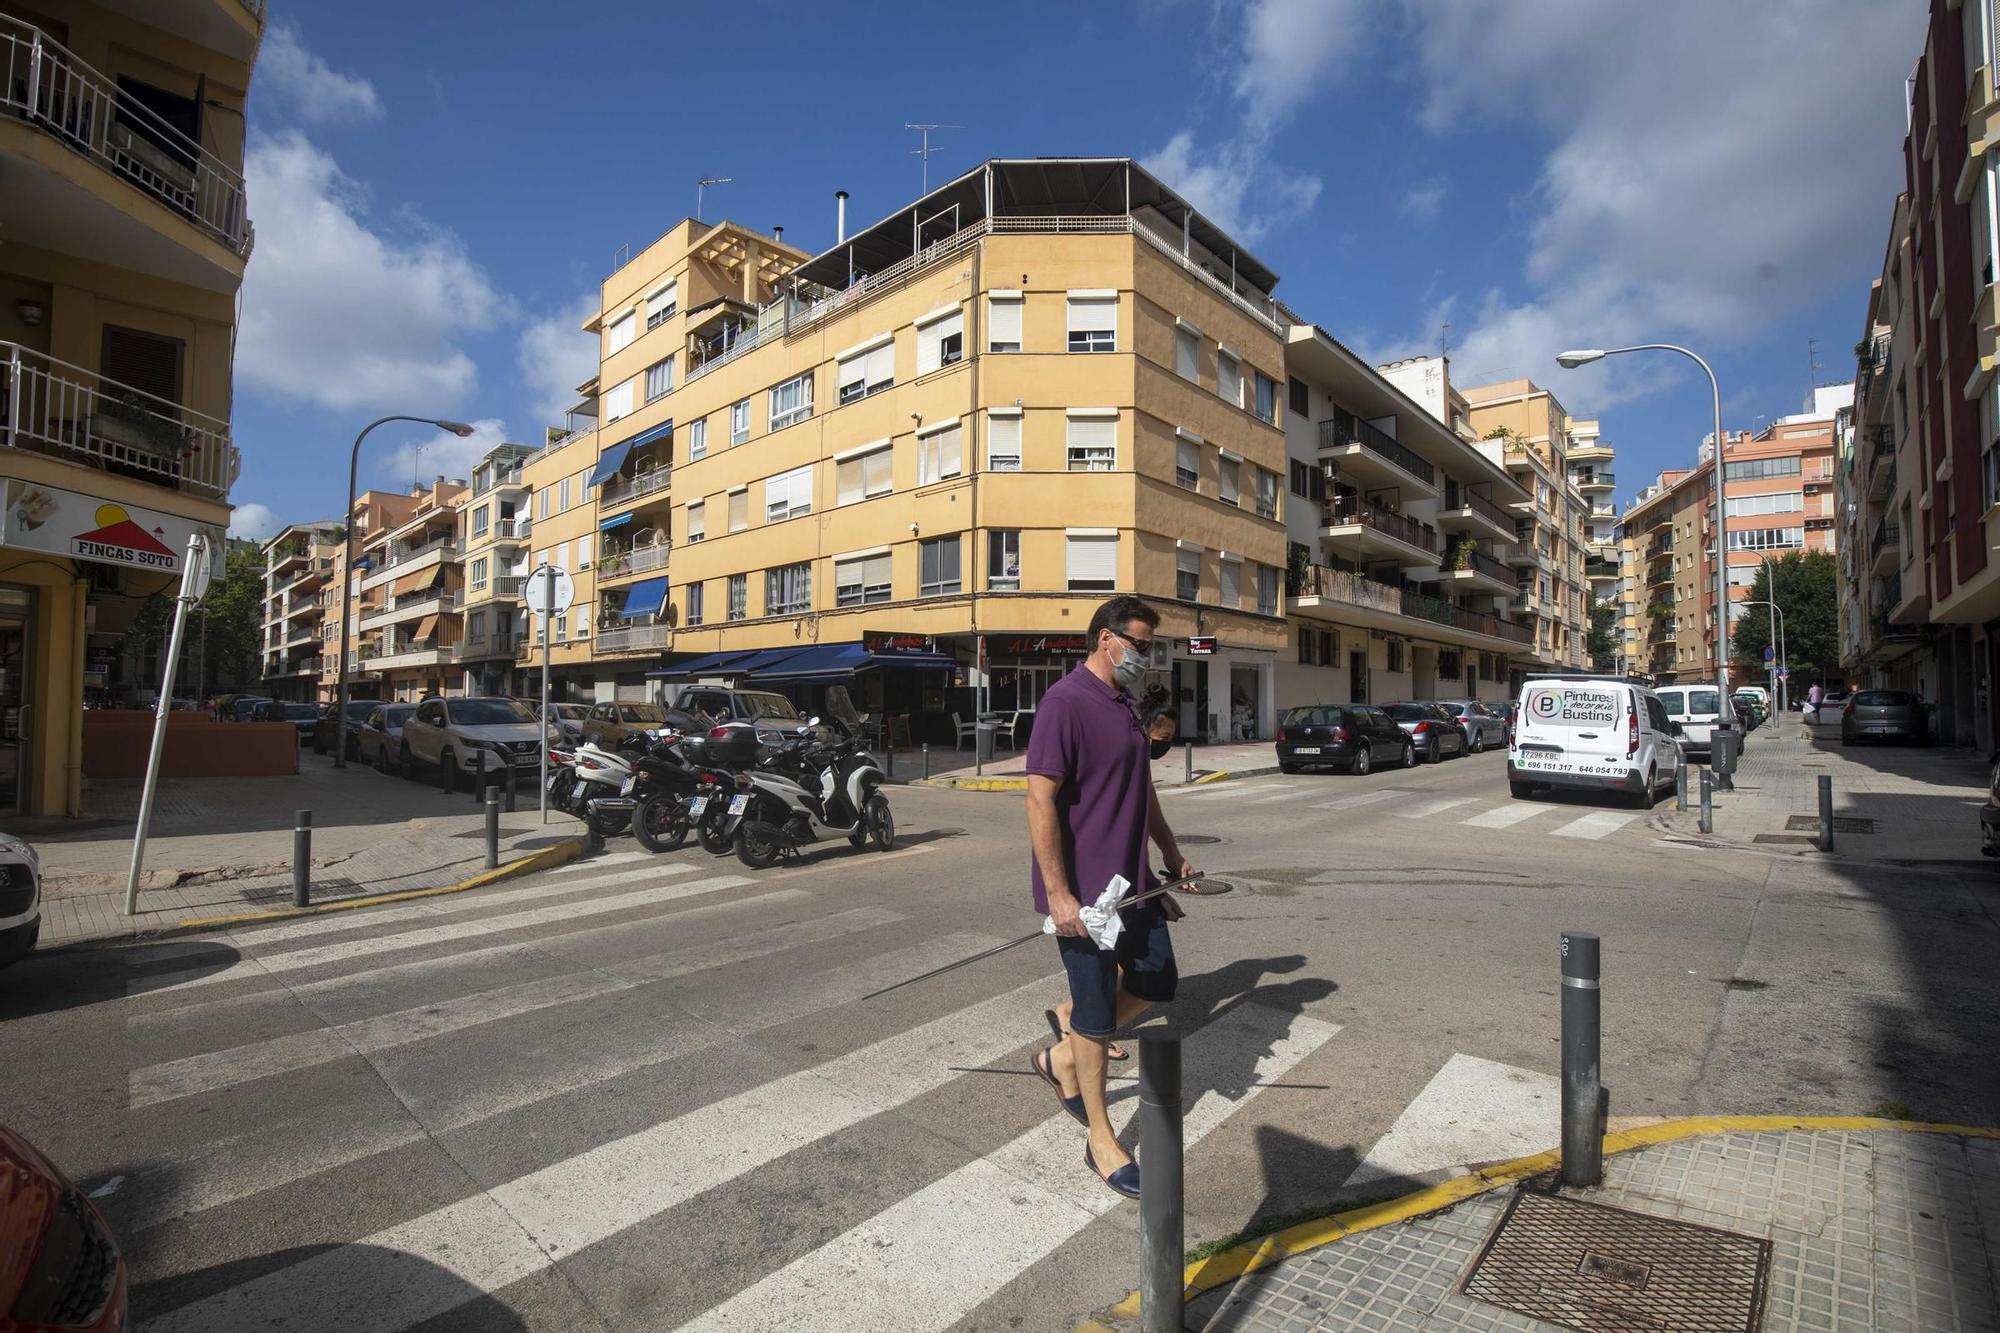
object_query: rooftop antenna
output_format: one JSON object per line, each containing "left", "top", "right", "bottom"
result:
{"left": 696, "top": 176, "right": 733, "bottom": 223}
{"left": 1806, "top": 336, "right": 1822, "bottom": 404}
{"left": 1440, "top": 321, "right": 1450, "bottom": 360}
{"left": 905, "top": 123, "right": 962, "bottom": 194}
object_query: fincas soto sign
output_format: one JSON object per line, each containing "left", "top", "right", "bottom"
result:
{"left": 2, "top": 481, "right": 206, "bottom": 573}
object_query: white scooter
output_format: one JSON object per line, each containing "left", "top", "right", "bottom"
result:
{"left": 547, "top": 739, "right": 640, "bottom": 835}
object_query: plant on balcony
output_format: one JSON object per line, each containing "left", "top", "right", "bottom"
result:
{"left": 1285, "top": 541, "right": 1311, "bottom": 596}
{"left": 1441, "top": 533, "right": 1477, "bottom": 572}
{"left": 94, "top": 390, "right": 192, "bottom": 460}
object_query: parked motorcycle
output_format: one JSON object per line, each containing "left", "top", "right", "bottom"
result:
{"left": 732, "top": 686, "right": 893, "bottom": 869}
{"left": 625, "top": 728, "right": 737, "bottom": 854}
{"left": 545, "top": 740, "right": 641, "bottom": 836}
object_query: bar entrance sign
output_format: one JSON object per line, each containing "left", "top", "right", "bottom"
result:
{"left": 1187, "top": 635, "right": 1216, "bottom": 656}
{"left": 526, "top": 563, "right": 574, "bottom": 824}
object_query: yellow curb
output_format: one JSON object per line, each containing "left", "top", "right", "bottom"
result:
{"left": 916, "top": 775, "right": 1029, "bottom": 791}
{"left": 1192, "top": 770, "right": 1233, "bottom": 784}
{"left": 1099, "top": 1114, "right": 2000, "bottom": 1324}
{"left": 172, "top": 837, "right": 588, "bottom": 930}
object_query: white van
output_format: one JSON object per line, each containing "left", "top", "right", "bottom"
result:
{"left": 1653, "top": 684, "right": 1728, "bottom": 758}
{"left": 1509, "top": 675, "right": 1681, "bottom": 808}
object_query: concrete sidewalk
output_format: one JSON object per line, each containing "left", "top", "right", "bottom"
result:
{"left": 1097, "top": 1118, "right": 2000, "bottom": 1332}
{"left": 14, "top": 754, "right": 590, "bottom": 946}
{"left": 1655, "top": 716, "right": 1990, "bottom": 862}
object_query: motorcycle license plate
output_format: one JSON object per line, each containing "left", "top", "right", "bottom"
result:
{"left": 621, "top": 776, "right": 636, "bottom": 795}
{"left": 727, "top": 795, "right": 748, "bottom": 816}
{"left": 688, "top": 796, "right": 709, "bottom": 816}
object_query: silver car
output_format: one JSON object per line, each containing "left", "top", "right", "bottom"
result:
{"left": 1839, "top": 689, "right": 1928, "bottom": 745}
{"left": 398, "top": 696, "right": 555, "bottom": 788}
{"left": 1433, "top": 699, "right": 1506, "bottom": 753}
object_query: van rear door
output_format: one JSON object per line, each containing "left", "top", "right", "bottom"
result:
{"left": 1515, "top": 682, "right": 1628, "bottom": 778}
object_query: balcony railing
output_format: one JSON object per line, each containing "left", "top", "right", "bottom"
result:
{"left": 1872, "top": 523, "right": 1900, "bottom": 557}
{"left": 1444, "top": 486, "right": 1514, "bottom": 530}
{"left": 598, "top": 542, "right": 671, "bottom": 580}
{"left": 0, "top": 18, "right": 252, "bottom": 254}
{"left": 600, "top": 467, "right": 672, "bottom": 508}
{"left": 1321, "top": 500, "right": 1439, "bottom": 554}
{"left": 494, "top": 517, "right": 530, "bottom": 541}
{"left": 3, "top": 341, "right": 237, "bottom": 498}
{"left": 1400, "top": 586, "right": 1534, "bottom": 646}
{"left": 1572, "top": 470, "right": 1616, "bottom": 490}
{"left": 596, "top": 622, "right": 671, "bottom": 654}
{"left": 1448, "top": 547, "right": 1514, "bottom": 584}
{"left": 386, "top": 535, "right": 458, "bottom": 566}
{"left": 1290, "top": 564, "right": 1531, "bottom": 645}
{"left": 473, "top": 467, "right": 524, "bottom": 497}
{"left": 1318, "top": 411, "right": 1434, "bottom": 484}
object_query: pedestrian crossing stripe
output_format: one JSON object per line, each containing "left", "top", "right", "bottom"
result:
{"left": 1162, "top": 778, "right": 1651, "bottom": 841}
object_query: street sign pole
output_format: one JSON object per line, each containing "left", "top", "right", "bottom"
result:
{"left": 541, "top": 564, "right": 552, "bottom": 825}
{"left": 124, "top": 533, "right": 213, "bottom": 915}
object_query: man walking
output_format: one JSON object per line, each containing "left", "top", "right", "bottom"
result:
{"left": 1025, "top": 596, "right": 1193, "bottom": 1198}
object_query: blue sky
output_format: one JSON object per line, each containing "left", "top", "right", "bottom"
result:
{"left": 227, "top": 0, "right": 1929, "bottom": 540}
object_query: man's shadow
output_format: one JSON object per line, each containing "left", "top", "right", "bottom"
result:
{"left": 1113, "top": 952, "right": 1337, "bottom": 1115}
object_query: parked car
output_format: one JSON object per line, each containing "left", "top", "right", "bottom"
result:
{"left": 666, "top": 686, "right": 807, "bottom": 741}
{"left": 251, "top": 700, "right": 320, "bottom": 741}
{"left": 310, "top": 699, "right": 379, "bottom": 757}
{"left": 579, "top": 701, "right": 675, "bottom": 749}
{"left": 0, "top": 1123, "right": 128, "bottom": 1332}
{"left": 397, "top": 697, "right": 553, "bottom": 788}
{"left": 356, "top": 703, "right": 419, "bottom": 773}
{"left": 1653, "top": 684, "right": 1728, "bottom": 759}
{"left": 1840, "top": 689, "right": 1928, "bottom": 745}
{"left": 1275, "top": 704, "right": 1415, "bottom": 775}
{"left": 535, "top": 702, "right": 589, "bottom": 746}
{"left": 1383, "top": 702, "right": 1467, "bottom": 762}
{"left": 1433, "top": 700, "right": 1506, "bottom": 752}
{"left": 1509, "top": 673, "right": 1682, "bottom": 808}
{"left": 1980, "top": 754, "right": 2000, "bottom": 862}
{"left": 219, "top": 694, "right": 271, "bottom": 722}
{"left": 0, "top": 832, "right": 40, "bottom": 968}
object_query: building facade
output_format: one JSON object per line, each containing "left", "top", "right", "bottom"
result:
{"left": 1, "top": 0, "right": 259, "bottom": 814}
{"left": 260, "top": 522, "right": 340, "bottom": 701}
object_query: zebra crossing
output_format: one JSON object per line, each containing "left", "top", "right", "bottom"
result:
{"left": 97, "top": 840, "right": 1346, "bottom": 1331}
{"left": 1165, "top": 775, "right": 1647, "bottom": 841}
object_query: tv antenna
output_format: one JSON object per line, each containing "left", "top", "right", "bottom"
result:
{"left": 905, "top": 123, "right": 962, "bottom": 194}
{"left": 696, "top": 176, "right": 733, "bottom": 223}
{"left": 1806, "top": 336, "right": 1821, "bottom": 402}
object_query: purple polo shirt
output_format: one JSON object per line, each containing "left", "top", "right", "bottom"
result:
{"left": 1026, "top": 662, "right": 1151, "bottom": 913}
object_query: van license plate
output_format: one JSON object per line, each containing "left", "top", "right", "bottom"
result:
{"left": 1292, "top": 746, "right": 1321, "bottom": 754}
{"left": 727, "top": 795, "right": 749, "bottom": 816}
{"left": 688, "top": 796, "right": 708, "bottom": 816}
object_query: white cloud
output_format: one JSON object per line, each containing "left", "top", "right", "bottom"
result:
{"left": 1234, "top": 0, "right": 1371, "bottom": 131}
{"left": 1145, "top": 132, "right": 1322, "bottom": 242}
{"left": 376, "top": 417, "right": 509, "bottom": 490}
{"left": 516, "top": 294, "right": 601, "bottom": 428}
{"left": 228, "top": 502, "right": 277, "bottom": 542}
{"left": 259, "top": 24, "right": 383, "bottom": 124}
{"left": 1401, "top": 178, "right": 1447, "bottom": 223}
{"left": 237, "top": 132, "right": 507, "bottom": 414}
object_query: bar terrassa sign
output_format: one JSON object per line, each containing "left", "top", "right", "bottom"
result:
{"left": 3, "top": 481, "right": 208, "bottom": 573}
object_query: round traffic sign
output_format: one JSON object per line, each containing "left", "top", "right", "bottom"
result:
{"left": 523, "top": 564, "right": 575, "bottom": 617}
{"left": 1762, "top": 646, "right": 1776, "bottom": 663}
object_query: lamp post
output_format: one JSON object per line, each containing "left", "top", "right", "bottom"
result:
{"left": 333, "top": 416, "right": 475, "bottom": 769}
{"left": 1558, "top": 345, "right": 1731, "bottom": 723}
{"left": 1740, "top": 597, "right": 1788, "bottom": 728}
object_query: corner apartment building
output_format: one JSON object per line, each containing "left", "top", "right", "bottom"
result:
{"left": 1, "top": 0, "right": 259, "bottom": 814}
{"left": 1837, "top": 0, "right": 2000, "bottom": 748}
{"left": 573, "top": 159, "right": 1292, "bottom": 741}
{"left": 455, "top": 442, "right": 539, "bottom": 696}
{"left": 259, "top": 521, "right": 339, "bottom": 700}
{"left": 1569, "top": 419, "right": 1624, "bottom": 669}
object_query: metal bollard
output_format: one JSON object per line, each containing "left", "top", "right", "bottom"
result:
{"left": 1184, "top": 741, "right": 1193, "bottom": 785}
{"left": 292, "top": 809, "right": 312, "bottom": 908}
{"left": 1138, "top": 1035, "right": 1185, "bottom": 1333}
{"left": 1817, "top": 773, "right": 1833, "bottom": 851}
{"left": 472, "top": 747, "right": 486, "bottom": 805}
{"left": 884, "top": 743, "right": 894, "bottom": 781}
{"left": 504, "top": 763, "right": 517, "bottom": 813}
{"left": 485, "top": 789, "right": 501, "bottom": 870}
{"left": 1675, "top": 750, "right": 1688, "bottom": 810}
{"left": 440, "top": 748, "right": 452, "bottom": 793}
{"left": 1699, "top": 768, "right": 1713, "bottom": 834}
{"left": 1560, "top": 930, "right": 1603, "bottom": 1188}
{"left": 922, "top": 743, "right": 930, "bottom": 781}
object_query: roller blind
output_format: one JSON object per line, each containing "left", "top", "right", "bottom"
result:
{"left": 727, "top": 490, "right": 747, "bottom": 532}
{"left": 1065, "top": 534, "right": 1117, "bottom": 587}
{"left": 837, "top": 447, "right": 893, "bottom": 503}
{"left": 988, "top": 297, "right": 1022, "bottom": 351}
{"left": 1067, "top": 297, "right": 1116, "bottom": 333}
{"left": 1219, "top": 558, "right": 1241, "bottom": 606}
{"left": 606, "top": 312, "right": 634, "bottom": 353}
{"left": 604, "top": 378, "right": 634, "bottom": 422}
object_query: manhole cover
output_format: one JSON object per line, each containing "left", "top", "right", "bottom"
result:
{"left": 1751, "top": 834, "right": 1817, "bottom": 845}
{"left": 1462, "top": 1191, "right": 1770, "bottom": 1332}
{"left": 1784, "top": 815, "right": 1875, "bottom": 834}
{"left": 1177, "top": 834, "right": 1224, "bottom": 845}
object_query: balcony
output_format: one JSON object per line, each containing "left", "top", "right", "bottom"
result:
{"left": 474, "top": 466, "right": 525, "bottom": 499}
{"left": 595, "top": 622, "right": 671, "bottom": 654}
{"left": 358, "top": 587, "right": 448, "bottom": 628}
{"left": 1435, "top": 544, "right": 1517, "bottom": 596}
{"left": 1568, "top": 440, "right": 1613, "bottom": 463}
{"left": 1871, "top": 523, "right": 1900, "bottom": 575}
{"left": 0, "top": 18, "right": 252, "bottom": 258}
{"left": 1318, "top": 499, "right": 1439, "bottom": 566}
{"left": 1572, "top": 470, "right": 1615, "bottom": 493}
{"left": 1585, "top": 558, "right": 1620, "bottom": 583}
{"left": 360, "top": 535, "right": 460, "bottom": 588}
{"left": 1289, "top": 564, "right": 1531, "bottom": 647}
{"left": 2, "top": 341, "right": 237, "bottom": 499}
{"left": 600, "top": 467, "right": 672, "bottom": 511}
{"left": 597, "top": 541, "right": 671, "bottom": 581}
{"left": 455, "top": 637, "right": 519, "bottom": 662}
{"left": 1400, "top": 585, "right": 1534, "bottom": 646}
{"left": 1318, "top": 411, "right": 1437, "bottom": 497}
{"left": 1649, "top": 620, "right": 1680, "bottom": 642}
{"left": 467, "top": 576, "right": 526, "bottom": 603}
{"left": 1508, "top": 539, "right": 1557, "bottom": 573}
{"left": 1434, "top": 486, "right": 1516, "bottom": 541}
{"left": 494, "top": 517, "right": 531, "bottom": 543}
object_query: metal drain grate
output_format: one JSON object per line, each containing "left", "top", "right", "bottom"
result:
{"left": 1784, "top": 815, "right": 1876, "bottom": 834}
{"left": 1462, "top": 1190, "right": 1770, "bottom": 1332}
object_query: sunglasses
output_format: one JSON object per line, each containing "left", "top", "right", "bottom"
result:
{"left": 1106, "top": 627, "right": 1157, "bottom": 653}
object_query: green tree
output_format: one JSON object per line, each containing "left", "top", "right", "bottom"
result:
{"left": 122, "top": 543, "right": 269, "bottom": 696}
{"left": 1587, "top": 601, "right": 1618, "bottom": 671}
{"left": 1728, "top": 550, "right": 1839, "bottom": 689}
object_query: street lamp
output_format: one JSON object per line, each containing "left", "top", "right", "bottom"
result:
{"left": 1740, "top": 597, "right": 1788, "bottom": 727}
{"left": 333, "top": 416, "right": 475, "bottom": 768}
{"left": 1557, "top": 345, "right": 1731, "bottom": 723}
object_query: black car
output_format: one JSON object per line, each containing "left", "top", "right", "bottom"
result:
{"left": 1276, "top": 703, "right": 1416, "bottom": 775}
{"left": 1384, "top": 701, "right": 1468, "bottom": 762}
{"left": 311, "top": 699, "right": 379, "bottom": 757}
{"left": 253, "top": 700, "right": 321, "bottom": 740}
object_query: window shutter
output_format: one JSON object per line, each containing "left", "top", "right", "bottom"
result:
{"left": 863, "top": 447, "right": 892, "bottom": 495}
{"left": 1065, "top": 534, "right": 1117, "bottom": 586}
{"left": 101, "top": 326, "right": 183, "bottom": 403}
{"left": 1067, "top": 416, "right": 1114, "bottom": 458}
{"left": 604, "top": 379, "right": 635, "bottom": 422}
{"left": 1176, "top": 439, "right": 1199, "bottom": 481}
{"left": 1219, "top": 458, "right": 1240, "bottom": 504}
{"left": 988, "top": 297, "right": 1022, "bottom": 349}
{"left": 728, "top": 490, "right": 747, "bottom": 531}
{"left": 987, "top": 414, "right": 1021, "bottom": 469}
{"left": 1175, "top": 328, "right": 1199, "bottom": 379}
{"left": 1219, "top": 559, "right": 1241, "bottom": 606}
{"left": 607, "top": 312, "right": 635, "bottom": 353}
{"left": 837, "top": 457, "right": 864, "bottom": 504}
{"left": 1067, "top": 298, "right": 1116, "bottom": 334}
{"left": 917, "top": 310, "right": 964, "bottom": 374}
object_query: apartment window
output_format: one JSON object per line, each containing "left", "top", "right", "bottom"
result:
{"left": 1288, "top": 376, "right": 1310, "bottom": 418}
{"left": 684, "top": 580, "right": 704, "bottom": 626}
{"left": 1066, "top": 294, "right": 1117, "bottom": 352}
{"left": 765, "top": 465, "right": 814, "bottom": 522}
{"left": 1727, "top": 527, "right": 1805, "bottom": 551}
{"left": 987, "top": 530, "right": 1021, "bottom": 591}
{"left": 730, "top": 398, "right": 750, "bottom": 444}
{"left": 1066, "top": 413, "right": 1116, "bottom": 471}
{"left": 1176, "top": 439, "right": 1200, "bottom": 490}
{"left": 919, "top": 535, "right": 962, "bottom": 596}
{"left": 1257, "top": 563, "right": 1279, "bottom": 616}
{"left": 605, "top": 377, "right": 635, "bottom": 423}
{"left": 727, "top": 573, "right": 746, "bottom": 620}
{"left": 471, "top": 557, "right": 489, "bottom": 589}
{"left": 836, "top": 444, "right": 894, "bottom": 503}
{"left": 1217, "top": 348, "right": 1242, "bottom": 406}
{"left": 1724, "top": 491, "right": 1803, "bottom": 517}
{"left": 988, "top": 293, "right": 1023, "bottom": 352}
{"left": 645, "top": 280, "right": 678, "bottom": 330}
{"left": 835, "top": 551, "right": 893, "bottom": 606}
{"left": 606, "top": 311, "right": 635, "bottom": 354}
{"left": 917, "top": 420, "right": 964, "bottom": 484}
{"left": 1253, "top": 373, "right": 1277, "bottom": 424}
{"left": 1218, "top": 455, "right": 1241, "bottom": 506}
{"left": 1254, "top": 467, "right": 1279, "bottom": 519}
{"left": 836, "top": 338, "right": 895, "bottom": 404}
{"left": 1174, "top": 324, "right": 1200, "bottom": 380}
{"left": 1289, "top": 459, "right": 1324, "bottom": 501}
{"left": 470, "top": 507, "right": 489, "bottom": 538}
{"left": 1176, "top": 549, "right": 1199, "bottom": 601}
{"left": 558, "top": 476, "right": 571, "bottom": 512}
{"left": 688, "top": 417, "right": 707, "bottom": 461}
{"left": 1723, "top": 455, "right": 1802, "bottom": 482}
{"left": 1065, "top": 533, "right": 1117, "bottom": 591}
{"left": 916, "top": 307, "right": 965, "bottom": 374}
{"left": 766, "top": 562, "right": 812, "bottom": 614}
{"left": 1218, "top": 556, "right": 1241, "bottom": 608}
{"left": 467, "top": 610, "right": 486, "bottom": 643}
{"left": 986, "top": 411, "right": 1022, "bottom": 471}
{"left": 1386, "top": 638, "right": 1404, "bottom": 673}
{"left": 686, "top": 501, "right": 706, "bottom": 544}
{"left": 555, "top": 612, "right": 567, "bottom": 641}
{"left": 727, "top": 489, "right": 748, "bottom": 532}
{"left": 768, "top": 373, "right": 814, "bottom": 430}
{"left": 645, "top": 356, "right": 674, "bottom": 402}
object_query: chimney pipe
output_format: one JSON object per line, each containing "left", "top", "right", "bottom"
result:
{"left": 836, "top": 191, "right": 848, "bottom": 244}
{"left": 773, "top": 225, "right": 784, "bottom": 243}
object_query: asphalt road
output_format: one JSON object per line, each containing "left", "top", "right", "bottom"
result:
{"left": 4, "top": 744, "right": 1996, "bottom": 1331}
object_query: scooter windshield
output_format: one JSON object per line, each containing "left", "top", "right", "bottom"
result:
{"left": 824, "top": 684, "right": 865, "bottom": 733}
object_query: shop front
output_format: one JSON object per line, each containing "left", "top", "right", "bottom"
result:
{"left": 1167, "top": 635, "right": 1274, "bottom": 743}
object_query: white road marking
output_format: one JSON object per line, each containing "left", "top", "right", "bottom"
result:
{"left": 1180, "top": 783, "right": 1287, "bottom": 801}
{"left": 137, "top": 978, "right": 1069, "bottom": 1333}
{"left": 1459, "top": 804, "right": 1550, "bottom": 829}
{"left": 1550, "top": 811, "right": 1639, "bottom": 840}
{"left": 1310, "top": 789, "right": 1404, "bottom": 811}
{"left": 546, "top": 850, "right": 649, "bottom": 874}
{"left": 1245, "top": 788, "right": 1315, "bottom": 805}
{"left": 1391, "top": 797, "right": 1476, "bottom": 819}
{"left": 1343, "top": 1053, "right": 1558, "bottom": 1191}
{"left": 681, "top": 1003, "right": 1342, "bottom": 1333}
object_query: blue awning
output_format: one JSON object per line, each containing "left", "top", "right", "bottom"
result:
{"left": 586, "top": 439, "right": 636, "bottom": 488}
{"left": 598, "top": 511, "right": 635, "bottom": 532}
{"left": 625, "top": 418, "right": 673, "bottom": 451}
{"left": 647, "top": 648, "right": 762, "bottom": 680}
{"left": 615, "top": 575, "right": 669, "bottom": 619}
{"left": 749, "top": 641, "right": 957, "bottom": 683}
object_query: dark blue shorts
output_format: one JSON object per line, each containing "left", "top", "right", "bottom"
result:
{"left": 1056, "top": 898, "right": 1178, "bottom": 1038}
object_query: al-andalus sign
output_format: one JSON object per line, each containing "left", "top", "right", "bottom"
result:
{"left": 2, "top": 480, "right": 214, "bottom": 573}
